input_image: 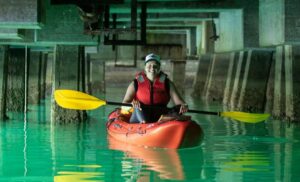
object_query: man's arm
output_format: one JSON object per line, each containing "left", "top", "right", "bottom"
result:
{"left": 123, "top": 81, "right": 136, "bottom": 103}
{"left": 169, "top": 80, "right": 188, "bottom": 114}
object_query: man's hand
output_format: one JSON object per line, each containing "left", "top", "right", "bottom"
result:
{"left": 131, "top": 99, "right": 142, "bottom": 110}
{"left": 179, "top": 104, "right": 188, "bottom": 114}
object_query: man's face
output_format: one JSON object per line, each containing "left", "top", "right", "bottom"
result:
{"left": 145, "top": 60, "right": 160, "bottom": 75}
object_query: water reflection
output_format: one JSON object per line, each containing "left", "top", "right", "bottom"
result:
{"left": 108, "top": 136, "right": 204, "bottom": 181}
{"left": 54, "top": 164, "right": 104, "bottom": 182}
{"left": 222, "top": 151, "right": 271, "bottom": 172}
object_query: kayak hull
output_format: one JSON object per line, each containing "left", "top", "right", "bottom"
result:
{"left": 106, "top": 110, "right": 203, "bottom": 149}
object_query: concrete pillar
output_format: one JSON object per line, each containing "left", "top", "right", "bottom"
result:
{"left": 45, "top": 53, "right": 54, "bottom": 96}
{"left": 51, "top": 45, "right": 87, "bottom": 123}
{"left": 39, "top": 53, "right": 49, "bottom": 99}
{"left": 264, "top": 52, "right": 276, "bottom": 114}
{"left": 222, "top": 52, "right": 236, "bottom": 106}
{"left": 0, "top": 46, "right": 8, "bottom": 120}
{"left": 186, "top": 27, "right": 197, "bottom": 56}
{"left": 215, "top": 10, "right": 243, "bottom": 52}
{"left": 203, "top": 53, "right": 230, "bottom": 102}
{"left": 186, "top": 29, "right": 191, "bottom": 56}
{"left": 192, "top": 54, "right": 211, "bottom": 98}
{"left": 229, "top": 51, "right": 246, "bottom": 109}
{"left": 284, "top": 45, "right": 295, "bottom": 121}
{"left": 170, "top": 60, "right": 186, "bottom": 95}
{"left": 260, "top": 0, "right": 300, "bottom": 46}
{"left": 236, "top": 50, "right": 273, "bottom": 112}
{"left": 201, "top": 21, "right": 215, "bottom": 54}
{"left": 237, "top": 0, "right": 259, "bottom": 48}
{"left": 28, "top": 51, "right": 42, "bottom": 104}
{"left": 6, "top": 48, "right": 26, "bottom": 113}
{"left": 271, "top": 45, "right": 300, "bottom": 122}
{"left": 27, "top": 51, "right": 49, "bottom": 104}
{"left": 196, "top": 25, "right": 202, "bottom": 55}
{"left": 89, "top": 55, "right": 106, "bottom": 93}
{"left": 142, "top": 45, "right": 186, "bottom": 95}
{"left": 273, "top": 46, "right": 284, "bottom": 118}
{"left": 283, "top": 45, "right": 300, "bottom": 121}
{"left": 168, "top": 46, "right": 185, "bottom": 95}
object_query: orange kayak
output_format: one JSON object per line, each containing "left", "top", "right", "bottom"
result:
{"left": 106, "top": 110, "right": 203, "bottom": 149}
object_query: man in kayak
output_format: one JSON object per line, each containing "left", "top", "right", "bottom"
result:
{"left": 122, "top": 53, "right": 189, "bottom": 123}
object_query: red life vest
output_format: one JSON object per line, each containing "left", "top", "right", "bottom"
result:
{"left": 135, "top": 71, "right": 170, "bottom": 105}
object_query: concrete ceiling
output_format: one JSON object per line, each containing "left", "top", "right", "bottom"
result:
{"left": 98, "top": 0, "right": 238, "bottom": 29}
{"left": 48, "top": 0, "right": 239, "bottom": 30}
{"left": 0, "top": 0, "right": 241, "bottom": 46}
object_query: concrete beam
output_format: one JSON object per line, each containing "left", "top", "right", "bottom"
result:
{"left": 114, "top": 12, "right": 218, "bottom": 22}
{"left": 0, "top": 29, "right": 25, "bottom": 40}
{"left": 0, "top": 0, "right": 42, "bottom": 29}
{"left": 0, "top": 30, "right": 36, "bottom": 45}
{"left": 110, "top": 1, "right": 240, "bottom": 14}
{"left": 36, "top": 2, "right": 98, "bottom": 45}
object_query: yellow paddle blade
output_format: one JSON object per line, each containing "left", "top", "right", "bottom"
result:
{"left": 54, "top": 90, "right": 106, "bottom": 110}
{"left": 220, "top": 111, "right": 270, "bottom": 123}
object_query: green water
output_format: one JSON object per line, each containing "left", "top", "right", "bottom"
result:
{"left": 1, "top": 89, "right": 300, "bottom": 182}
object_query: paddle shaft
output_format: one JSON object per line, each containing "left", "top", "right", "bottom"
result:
{"left": 106, "top": 101, "right": 219, "bottom": 115}
{"left": 106, "top": 101, "right": 131, "bottom": 106}
{"left": 187, "top": 109, "right": 219, "bottom": 115}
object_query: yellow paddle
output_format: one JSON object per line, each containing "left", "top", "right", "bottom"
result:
{"left": 54, "top": 89, "right": 270, "bottom": 123}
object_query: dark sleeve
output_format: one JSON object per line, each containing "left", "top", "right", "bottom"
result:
{"left": 165, "top": 78, "right": 170, "bottom": 93}
{"left": 133, "top": 79, "right": 138, "bottom": 92}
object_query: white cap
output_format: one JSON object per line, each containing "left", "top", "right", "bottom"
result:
{"left": 145, "top": 53, "right": 160, "bottom": 64}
